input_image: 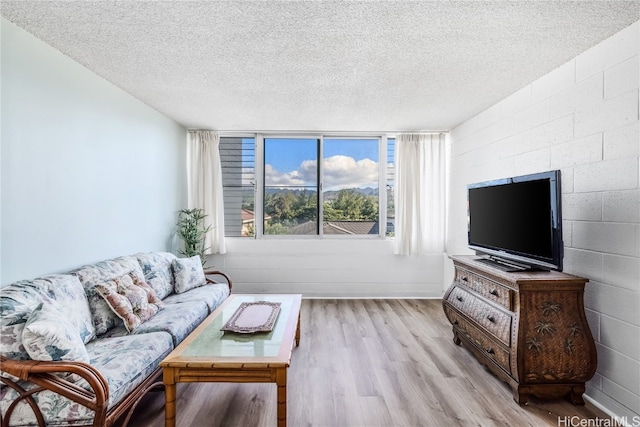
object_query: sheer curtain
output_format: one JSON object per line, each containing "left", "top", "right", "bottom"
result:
{"left": 393, "top": 133, "right": 446, "bottom": 255}
{"left": 187, "top": 130, "right": 226, "bottom": 254}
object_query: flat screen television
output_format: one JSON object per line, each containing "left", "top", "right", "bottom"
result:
{"left": 467, "top": 170, "right": 563, "bottom": 272}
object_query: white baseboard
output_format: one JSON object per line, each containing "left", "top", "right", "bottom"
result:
{"left": 584, "top": 395, "right": 638, "bottom": 427}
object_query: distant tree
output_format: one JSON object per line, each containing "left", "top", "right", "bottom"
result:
{"left": 323, "top": 202, "right": 341, "bottom": 220}
{"left": 264, "top": 188, "right": 377, "bottom": 230}
{"left": 265, "top": 192, "right": 298, "bottom": 221}
{"left": 324, "top": 189, "right": 378, "bottom": 221}
{"left": 264, "top": 219, "right": 296, "bottom": 235}
{"left": 293, "top": 191, "right": 317, "bottom": 221}
{"left": 361, "top": 196, "right": 378, "bottom": 220}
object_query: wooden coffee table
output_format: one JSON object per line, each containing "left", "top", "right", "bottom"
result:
{"left": 160, "top": 294, "right": 302, "bottom": 427}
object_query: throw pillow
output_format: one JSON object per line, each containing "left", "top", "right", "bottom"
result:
{"left": 95, "top": 274, "right": 161, "bottom": 332}
{"left": 172, "top": 256, "right": 206, "bottom": 294}
{"left": 129, "top": 273, "right": 165, "bottom": 309}
{"left": 22, "top": 302, "right": 90, "bottom": 363}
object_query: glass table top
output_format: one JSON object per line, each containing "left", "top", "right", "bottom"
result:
{"left": 168, "top": 294, "right": 301, "bottom": 360}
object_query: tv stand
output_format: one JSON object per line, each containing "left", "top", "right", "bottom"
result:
{"left": 443, "top": 255, "right": 597, "bottom": 405}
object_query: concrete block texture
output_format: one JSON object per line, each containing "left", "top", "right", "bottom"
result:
{"left": 595, "top": 342, "right": 640, "bottom": 395}
{"left": 602, "top": 253, "right": 640, "bottom": 292}
{"left": 574, "top": 157, "right": 638, "bottom": 193}
{"left": 562, "top": 192, "right": 603, "bottom": 222}
{"left": 584, "top": 280, "right": 640, "bottom": 327}
{"left": 604, "top": 121, "right": 639, "bottom": 160}
{"left": 551, "top": 72, "right": 603, "bottom": 118}
{"left": 530, "top": 114, "right": 574, "bottom": 150}
{"left": 600, "top": 315, "right": 640, "bottom": 362}
{"left": 603, "top": 190, "right": 640, "bottom": 223}
{"left": 563, "top": 247, "right": 603, "bottom": 281}
{"left": 601, "top": 377, "right": 640, "bottom": 416}
{"left": 572, "top": 221, "right": 639, "bottom": 257}
{"left": 551, "top": 133, "right": 603, "bottom": 169}
{"left": 574, "top": 90, "right": 639, "bottom": 138}
{"left": 605, "top": 54, "right": 640, "bottom": 99}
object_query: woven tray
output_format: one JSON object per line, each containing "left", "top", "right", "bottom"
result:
{"left": 221, "top": 301, "right": 281, "bottom": 333}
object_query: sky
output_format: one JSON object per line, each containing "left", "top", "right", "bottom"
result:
{"left": 263, "top": 138, "right": 383, "bottom": 191}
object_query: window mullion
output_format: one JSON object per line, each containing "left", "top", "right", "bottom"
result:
{"left": 255, "top": 134, "right": 265, "bottom": 238}
{"left": 318, "top": 137, "right": 323, "bottom": 237}
{"left": 379, "top": 135, "right": 387, "bottom": 237}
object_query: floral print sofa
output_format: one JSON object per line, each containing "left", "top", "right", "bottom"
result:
{"left": 0, "top": 252, "right": 231, "bottom": 427}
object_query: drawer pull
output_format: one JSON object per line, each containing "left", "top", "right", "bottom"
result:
{"left": 461, "top": 276, "right": 468, "bottom": 282}
{"left": 489, "top": 289, "right": 499, "bottom": 296}
{"left": 486, "top": 315, "right": 496, "bottom": 323}
{"left": 486, "top": 348, "right": 495, "bottom": 355}
{"left": 456, "top": 296, "right": 463, "bottom": 302}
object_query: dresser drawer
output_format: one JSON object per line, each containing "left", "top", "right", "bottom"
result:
{"left": 443, "top": 305, "right": 511, "bottom": 375}
{"left": 455, "top": 268, "right": 513, "bottom": 310}
{"left": 446, "top": 286, "right": 512, "bottom": 346}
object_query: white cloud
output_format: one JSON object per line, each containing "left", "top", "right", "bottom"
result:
{"left": 264, "top": 164, "right": 306, "bottom": 186}
{"left": 299, "top": 159, "right": 318, "bottom": 182}
{"left": 323, "top": 155, "right": 378, "bottom": 190}
{"left": 265, "top": 155, "right": 378, "bottom": 190}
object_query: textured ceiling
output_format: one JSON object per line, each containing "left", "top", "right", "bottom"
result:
{"left": 2, "top": 1, "right": 639, "bottom": 132}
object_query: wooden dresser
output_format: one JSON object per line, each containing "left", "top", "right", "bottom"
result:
{"left": 443, "top": 255, "right": 597, "bottom": 405}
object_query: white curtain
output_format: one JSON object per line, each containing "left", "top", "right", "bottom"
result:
{"left": 187, "top": 130, "right": 226, "bottom": 254}
{"left": 393, "top": 133, "right": 446, "bottom": 255}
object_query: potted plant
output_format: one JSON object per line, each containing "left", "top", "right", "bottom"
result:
{"left": 176, "top": 208, "right": 212, "bottom": 267}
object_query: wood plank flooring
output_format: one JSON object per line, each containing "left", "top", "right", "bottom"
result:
{"left": 123, "top": 299, "right": 608, "bottom": 427}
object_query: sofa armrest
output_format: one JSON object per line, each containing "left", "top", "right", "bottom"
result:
{"left": 0, "top": 355, "right": 109, "bottom": 426}
{"left": 203, "top": 270, "right": 233, "bottom": 291}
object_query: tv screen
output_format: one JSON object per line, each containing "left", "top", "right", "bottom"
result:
{"left": 467, "top": 170, "right": 563, "bottom": 271}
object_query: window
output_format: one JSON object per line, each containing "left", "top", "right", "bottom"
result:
{"left": 220, "top": 134, "right": 393, "bottom": 238}
{"left": 322, "top": 138, "right": 379, "bottom": 235}
{"left": 264, "top": 138, "right": 319, "bottom": 235}
{"left": 220, "top": 137, "right": 255, "bottom": 237}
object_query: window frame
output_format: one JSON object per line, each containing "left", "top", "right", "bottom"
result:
{"left": 220, "top": 132, "right": 392, "bottom": 239}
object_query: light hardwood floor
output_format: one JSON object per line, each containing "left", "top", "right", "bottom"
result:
{"left": 123, "top": 299, "right": 608, "bottom": 427}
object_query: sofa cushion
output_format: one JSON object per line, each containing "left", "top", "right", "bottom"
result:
{"left": 112, "top": 255, "right": 146, "bottom": 282}
{"left": 95, "top": 275, "right": 162, "bottom": 332}
{"left": 86, "top": 331, "right": 173, "bottom": 407}
{"left": 22, "top": 302, "right": 90, "bottom": 363}
{"left": 47, "top": 274, "right": 96, "bottom": 344}
{"left": 134, "top": 252, "right": 176, "bottom": 299}
{"left": 131, "top": 301, "right": 209, "bottom": 346}
{"left": 172, "top": 256, "right": 205, "bottom": 294}
{"left": 163, "top": 282, "right": 230, "bottom": 312}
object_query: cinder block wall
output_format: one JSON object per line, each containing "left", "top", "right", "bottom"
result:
{"left": 447, "top": 22, "right": 639, "bottom": 419}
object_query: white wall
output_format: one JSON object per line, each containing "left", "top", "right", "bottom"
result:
{"left": 447, "top": 22, "right": 639, "bottom": 420}
{"left": 208, "top": 239, "right": 445, "bottom": 298}
{"left": 1, "top": 19, "right": 187, "bottom": 285}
